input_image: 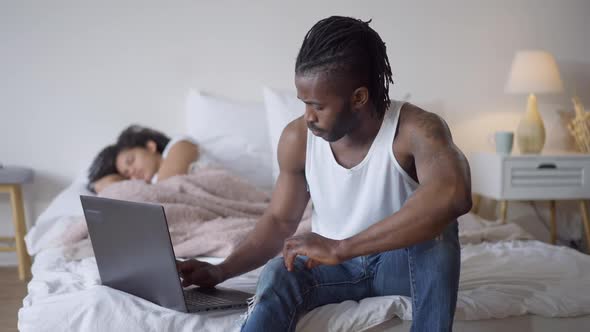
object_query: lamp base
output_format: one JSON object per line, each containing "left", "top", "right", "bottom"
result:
{"left": 516, "top": 93, "right": 545, "bottom": 154}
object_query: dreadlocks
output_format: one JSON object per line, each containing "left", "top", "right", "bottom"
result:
{"left": 295, "top": 16, "right": 393, "bottom": 117}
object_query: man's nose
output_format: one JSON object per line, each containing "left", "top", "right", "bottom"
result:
{"left": 304, "top": 108, "right": 317, "bottom": 123}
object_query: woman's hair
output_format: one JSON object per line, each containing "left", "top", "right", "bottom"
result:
{"left": 86, "top": 125, "right": 171, "bottom": 192}
{"left": 87, "top": 144, "right": 120, "bottom": 192}
{"left": 116, "top": 125, "right": 170, "bottom": 154}
{"left": 295, "top": 16, "right": 394, "bottom": 117}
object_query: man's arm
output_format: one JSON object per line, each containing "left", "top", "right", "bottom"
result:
{"left": 178, "top": 118, "right": 310, "bottom": 286}
{"left": 284, "top": 106, "right": 471, "bottom": 269}
{"left": 336, "top": 108, "right": 472, "bottom": 260}
{"left": 218, "top": 119, "right": 310, "bottom": 278}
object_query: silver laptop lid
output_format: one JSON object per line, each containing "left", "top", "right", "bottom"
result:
{"left": 80, "top": 195, "right": 188, "bottom": 312}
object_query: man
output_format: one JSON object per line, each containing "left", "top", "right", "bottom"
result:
{"left": 178, "top": 16, "right": 471, "bottom": 332}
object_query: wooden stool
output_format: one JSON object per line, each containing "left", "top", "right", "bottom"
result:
{"left": 0, "top": 166, "right": 33, "bottom": 281}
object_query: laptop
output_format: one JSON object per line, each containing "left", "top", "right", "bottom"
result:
{"left": 80, "top": 195, "right": 252, "bottom": 313}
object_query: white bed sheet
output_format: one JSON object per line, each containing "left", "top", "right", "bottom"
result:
{"left": 25, "top": 177, "right": 91, "bottom": 256}
{"left": 19, "top": 182, "right": 590, "bottom": 332}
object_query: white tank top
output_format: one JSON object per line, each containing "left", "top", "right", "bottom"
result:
{"left": 305, "top": 100, "right": 419, "bottom": 240}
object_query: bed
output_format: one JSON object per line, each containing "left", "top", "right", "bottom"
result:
{"left": 18, "top": 90, "right": 590, "bottom": 331}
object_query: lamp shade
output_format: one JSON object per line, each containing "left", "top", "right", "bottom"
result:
{"left": 505, "top": 50, "right": 564, "bottom": 94}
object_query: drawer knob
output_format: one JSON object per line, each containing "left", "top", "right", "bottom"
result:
{"left": 537, "top": 163, "right": 557, "bottom": 169}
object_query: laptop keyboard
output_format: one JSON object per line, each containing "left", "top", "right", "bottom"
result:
{"left": 183, "top": 290, "right": 236, "bottom": 307}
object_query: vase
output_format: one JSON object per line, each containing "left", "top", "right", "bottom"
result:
{"left": 516, "top": 93, "right": 545, "bottom": 154}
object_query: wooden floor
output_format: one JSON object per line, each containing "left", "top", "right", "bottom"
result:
{"left": 0, "top": 267, "right": 27, "bottom": 332}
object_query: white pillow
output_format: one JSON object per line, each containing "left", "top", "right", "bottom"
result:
{"left": 185, "top": 90, "right": 273, "bottom": 190}
{"left": 263, "top": 87, "right": 304, "bottom": 183}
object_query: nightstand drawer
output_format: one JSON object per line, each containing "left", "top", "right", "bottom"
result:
{"left": 471, "top": 152, "right": 590, "bottom": 200}
{"left": 502, "top": 158, "right": 590, "bottom": 199}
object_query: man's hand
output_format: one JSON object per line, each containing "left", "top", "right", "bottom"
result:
{"left": 282, "top": 233, "right": 344, "bottom": 271}
{"left": 176, "top": 259, "right": 226, "bottom": 288}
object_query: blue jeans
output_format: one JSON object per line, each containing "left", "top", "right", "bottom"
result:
{"left": 241, "top": 221, "right": 460, "bottom": 332}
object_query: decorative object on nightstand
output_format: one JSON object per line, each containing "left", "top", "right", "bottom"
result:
{"left": 492, "top": 131, "right": 514, "bottom": 155}
{"left": 470, "top": 152, "right": 590, "bottom": 248}
{"left": 0, "top": 166, "right": 34, "bottom": 280}
{"left": 505, "top": 50, "right": 564, "bottom": 154}
{"left": 568, "top": 96, "right": 590, "bottom": 153}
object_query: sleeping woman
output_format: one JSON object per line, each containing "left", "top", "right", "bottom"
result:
{"left": 87, "top": 125, "right": 200, "bottom": 193}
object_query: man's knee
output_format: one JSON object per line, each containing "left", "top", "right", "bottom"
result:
{"left": 256, "top": 257, "right": 304, "bottom": 295}
{"left": 259, "top": 257, "right": 289, "bottom": 285}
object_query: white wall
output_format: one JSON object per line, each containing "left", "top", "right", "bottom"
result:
{"left": 1, "top": 0, "right": 589, "bottom": 263}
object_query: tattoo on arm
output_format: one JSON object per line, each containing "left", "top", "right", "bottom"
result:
{"left": 415, "top": 111, "right": 450, "bottom": 141}
{"left": 410, "top": 108, "right": 469, "bottom": 184}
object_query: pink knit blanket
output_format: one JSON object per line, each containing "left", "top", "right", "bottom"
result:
{"left": 61, "top": 168, "right": 311, "bottom": 259}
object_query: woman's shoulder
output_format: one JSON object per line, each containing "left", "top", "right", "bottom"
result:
{"left": 162, "top": 135, "right": 198, "bottom": 158}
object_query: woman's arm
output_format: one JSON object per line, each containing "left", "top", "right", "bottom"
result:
{"left": 156, "top": 140, "right": 199, "bottom": 182}
{"left": 92, "top": 173, "right": 126, "bottom": 193}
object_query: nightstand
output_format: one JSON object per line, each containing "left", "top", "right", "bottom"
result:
{"left": 470, "top": 152, "right": 590, "bottom": 246}
{"left": 0, "top": 166, "right": 33, "bottom": 280}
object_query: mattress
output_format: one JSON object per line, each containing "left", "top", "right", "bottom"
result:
{"left": 19, "top": 179, "right": 590, "bottom": 331}
{"left": 366, "top": 314, "right": 590, "bottom": 332}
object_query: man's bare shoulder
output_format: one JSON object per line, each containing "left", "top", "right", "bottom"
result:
{"left": 277, "top": 116, "right": 307, "bottom": 172}
{"left": 398, "top": 102, "right": 452, "bottom": 146}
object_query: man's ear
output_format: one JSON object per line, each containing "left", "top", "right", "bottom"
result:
{"left": 146, "top": 140, "right": 157, "bottom": 153}
{"left": 351, "top": 87, "right": 369, "bottom": 109}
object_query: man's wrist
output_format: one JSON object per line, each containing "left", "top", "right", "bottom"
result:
{"left": 336, "top": 238, "right": 354, "bottom": 262}
{"left": 217, "top": 261, "right": 232, "bottom": 282}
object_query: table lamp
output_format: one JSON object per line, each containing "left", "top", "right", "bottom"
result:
{"left": 505, "top": 50, "right": 564, "bottom": 154}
